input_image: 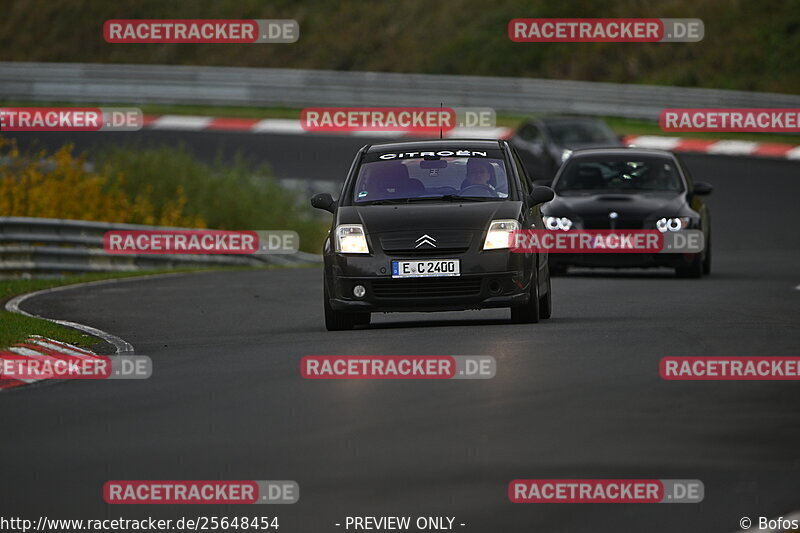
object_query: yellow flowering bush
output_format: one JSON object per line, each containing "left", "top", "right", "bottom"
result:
{"left": 0, "top": 137, "right": 205, "bottom": 227}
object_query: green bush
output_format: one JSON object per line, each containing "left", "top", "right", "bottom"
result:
{"left": 96, "top": 145, "right": 327, "bottom": 253}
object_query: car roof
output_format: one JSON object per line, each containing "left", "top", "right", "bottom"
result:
{"left": 568, "top": 147, "right": 678, "bottom": 159}
{"left": 365, "top": 139, "right": 504, "bottom": 153}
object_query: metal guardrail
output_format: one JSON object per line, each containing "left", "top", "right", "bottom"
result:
{"left": 2, "top": 62, "right": 799, "bottom": 120}
{"left": 0, "top": 216, "right": 322, "bottom": 277}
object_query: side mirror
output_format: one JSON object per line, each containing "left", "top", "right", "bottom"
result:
{"left": 311, "top": 193, "right": 336, "bottom": 213}
{"left": 692, "top": 181, "right": 713, "bottom": 196}
{"left": 528, "top": 186, "right": 555, "bottom": 206}
{"left": 532, "top": 179, "right": 553, "bottom": 187}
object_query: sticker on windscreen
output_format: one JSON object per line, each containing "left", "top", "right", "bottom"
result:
{"left": 362, "top": 148, "right": 505, "bottom": 163}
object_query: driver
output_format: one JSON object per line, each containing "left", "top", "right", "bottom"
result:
{"left": 460, "top": 159, "right": 496, "bottom": 191}
{"left": 644, "top": 163, "right": 674, "bottom": 190}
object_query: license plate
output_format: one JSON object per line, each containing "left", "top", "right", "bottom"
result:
{"left": 392, "top": 259, "right": 460, "bottom": 278}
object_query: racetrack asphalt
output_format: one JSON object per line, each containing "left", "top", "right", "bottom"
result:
{"left": 1, "top": 133, "right": 798, "bottom": 532}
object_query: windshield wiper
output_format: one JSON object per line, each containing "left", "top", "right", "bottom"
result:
{"left": 361, "top": 199, "right": 412, "bottom": 205}
{"left": 360, "top": 195, "right": 493, "bottom": 205}
{"left": 405, "top": 195, "right": 492, "bottom": 203}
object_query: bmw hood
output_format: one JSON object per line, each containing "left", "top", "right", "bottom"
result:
{"left": 543, "top": 191, "right": 686, "bottom": 219}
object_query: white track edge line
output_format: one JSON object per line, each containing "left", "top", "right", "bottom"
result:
{"left": 3, "top": 273, "right": 191, "bottom": 356}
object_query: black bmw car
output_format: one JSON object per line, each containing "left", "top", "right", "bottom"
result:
{"left": 542, "top": 148, "right": 712, "bottom": 278}
{"left": 311, "top": 139, "right": 555, "bottom": 330}
{"left": 510, "top": 116, "right": 624, "bottom": 181}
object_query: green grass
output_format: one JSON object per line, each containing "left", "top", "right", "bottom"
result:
{"left": 0, "top": 311, "right": 97, "bottom": 349}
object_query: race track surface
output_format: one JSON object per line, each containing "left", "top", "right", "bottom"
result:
{"left": 1, "top": 135, "right": 798, "bottom": 532}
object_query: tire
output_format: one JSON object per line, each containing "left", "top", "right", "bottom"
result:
{"left": 511, "top": 273, "right": 540, "bottom": 324}
{"left": 702, "top": 233, "right": 711, "bottom": 275}
{"left": 549, "top": 263, "right": 567, "bottom": 276}
{"left": 539, "top": 270, "right": 552, "bottom": 319}
{"left": 675, "top": 253, "right": 703, "bottom": 279}
{"left": 323, "top": 281, "right": 367, "bottom": 331}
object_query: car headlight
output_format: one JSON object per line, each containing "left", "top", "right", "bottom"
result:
{"left": 335, "top": 224, "right": 369, "bottom": 253}
{"left": 544, "top": 216, "right": 573, "bottom": 231}
{"left": 656, "top": 217, "right": 691, "bottom": 232}
{"left": 483, "top": 219, "right": 520, "bottom": 250}
{"left": 561, "top": 149, "right": 573, "bottom": 163}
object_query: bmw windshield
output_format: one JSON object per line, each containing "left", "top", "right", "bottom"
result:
{"left": 555, "top": 156, "right": 685, "bottom": 194}
{"left": 352, "top": 152, "right": 511, "bottom": 204}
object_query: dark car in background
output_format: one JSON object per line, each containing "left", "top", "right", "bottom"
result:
{"left": 311, "top": 139, "right": 555, "bottom": 330}
{"left": 510, "top": 116, "right": 624, "bottom": 181}
{"left": 541, "top": 148, "right": 712, "bottom": 278}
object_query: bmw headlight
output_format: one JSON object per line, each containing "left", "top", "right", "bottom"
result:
{"left": 483, "top": 219, "right": 520, "bottom": 250}
{"left": 335, "top": 224, "right": 369, "bottom": 253}
{"left": 544, "top": 216, "right": 573, "bottom": 231}
{"left": 656, "top": 217, "right": 691, "bottom": 232}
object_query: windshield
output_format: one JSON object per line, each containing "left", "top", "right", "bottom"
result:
{"left": 547, "top": 121, "right": 617, "bottom": 145}
{"left": 555, "top": 157, "right": 684, "bottom": 193}
{"left": 352, "top": 156, "right": 510, "bottom": 203}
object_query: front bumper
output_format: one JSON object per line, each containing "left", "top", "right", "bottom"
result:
{"left": 326, "top": 251, "right": 534, "bottom": 313}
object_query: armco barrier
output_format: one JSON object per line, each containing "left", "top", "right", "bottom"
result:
{"left": 2, "top": 62, "right": 800, "bottom": 120}
{"left": 0, "top": 216, "right": 321, "bottom": 277}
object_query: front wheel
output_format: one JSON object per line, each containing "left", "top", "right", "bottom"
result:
{"left": 324, "top": 282, "right": 369, "bottom": 331}
{"left": 511, "top": 275, "right": 540, "bottom": 324}
{"left": 539, "top": 271, "right": 552, "bottom": 319}
{"left": 549, "top": 262, "right": 568, "bottom": 276}
{"left": 675, "top": 253, "right": 703, "bottom": 279}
